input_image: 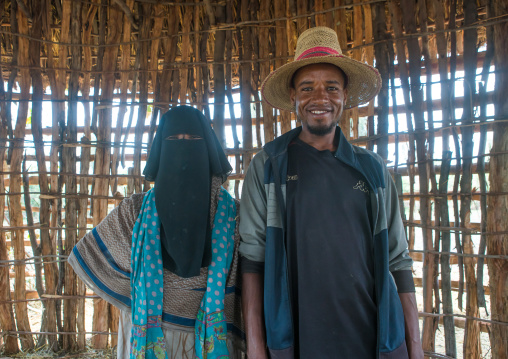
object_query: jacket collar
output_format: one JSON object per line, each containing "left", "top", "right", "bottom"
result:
{"left": 263, "top": 126, "right": 356, "bottom": 166}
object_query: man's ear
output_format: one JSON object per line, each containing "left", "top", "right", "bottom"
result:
{"left": 343, "top": 88, "right": 348, "bottom": 107}
{"left": 290, "top": 88, "right": 296, "bottom": 106}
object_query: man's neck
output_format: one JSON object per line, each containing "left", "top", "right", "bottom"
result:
{"left": 298, "top": 128, "right": 338, "bottom": 152}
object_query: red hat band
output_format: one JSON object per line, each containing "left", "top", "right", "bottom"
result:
{"left": 296, "top": 46, "right": 341, "bottom": 61}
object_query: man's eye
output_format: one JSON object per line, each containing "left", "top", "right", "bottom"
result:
{"left": 301, "top": 87, "right": 312, "bottom": 92}
{"left": 328, "top": 87, "right": 338, "bottom": 91}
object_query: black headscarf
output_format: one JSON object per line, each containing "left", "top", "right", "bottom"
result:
{"left": 143, "top": 106, "right": 232, "bottom": 278}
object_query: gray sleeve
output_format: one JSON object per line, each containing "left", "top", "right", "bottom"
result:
{"left": 238, "top": 151, "right": 268, "bottom": 262}
{"left": 383, "top": 164, "right": 414, "bottom": 273}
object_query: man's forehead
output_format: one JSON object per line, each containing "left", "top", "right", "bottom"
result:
{"left": 292, "top": 63, "right": 347, "bottom": 84}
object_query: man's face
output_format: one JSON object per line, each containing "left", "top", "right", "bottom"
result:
{"left": 290, "top": 63, "right": 348, "bottom": 136}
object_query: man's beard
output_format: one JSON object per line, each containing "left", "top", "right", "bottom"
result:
{"left": 304, "top": 120, "right": 337, "bottom": 136}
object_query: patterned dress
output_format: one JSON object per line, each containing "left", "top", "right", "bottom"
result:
{"left": 68, "top": 177, "right": 245, "bottom": 358}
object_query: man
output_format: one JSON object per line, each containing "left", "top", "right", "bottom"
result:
{"left": 239, "top": 27, "right": 424, "bottom": 359}
{"left": 68, "top": 106, "right": 244, "bottom": 358}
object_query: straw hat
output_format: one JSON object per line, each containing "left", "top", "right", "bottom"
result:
{"left": 261, "top": 27, "right": 382, "bottom": 111}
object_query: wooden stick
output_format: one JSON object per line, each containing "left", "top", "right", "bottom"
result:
{"left": 0, "top": 54, "right": 19, "bottom": 354}
{"left": 274, "top": 0, "right": 290, "bottom": 135}
{"left": 447, "top": 0, "right": 465, "bottom": 313}
{"left": 111, "top": 0, "right": 135, "bottom": 195}
{"left": 225, "top": 0, "right": 241, "bottom": 197}
{"left": 399, "top": 0, "right": 438, "bottom": 351}
{"left": 475, "top": 3, "right": 495, "bottom": 316}
{"left": 388, "top": 0, "right": 416, "bottom": 255}
{"left": 214, "top": 3, "right": 227, "bottom": 147}
{"left": 419, "top": 0, "right": 441, "bottom": 348}
{"left": 487, "top": 2, "right": 508, "bottom": 356}
{"left": 81, "top": 0, "right": 97, "bottom": 142}
{"left": 22, "top": 155, "right": 46, "bottom": 344}
{"left": 112, "top": 0, "right": 138, "bottom": 30}
{"left": 432, "top": 0, "right": 456, "bottom": 356}
{"left": 27, "top": 0, "right": 58, "bottom": 349}
{"left": 460, "top": 0, "right": 482, "bottom": 356}
{"left": 91, "top": 2, "right": 123, "bottom": 349}
{"left": 259, "top": 0, "right": 275, "bottom": 143}
{"left": 62, "top": 0, "right": 82, "bottom": 350}
{"left": 10, "top": 2, "right": 34, "bottom": 350}
{"left": 240, "top": 0, "right": 253, "bottom": 168}
{"left": 371, "top": 2, "right": 389, "bottom": 160}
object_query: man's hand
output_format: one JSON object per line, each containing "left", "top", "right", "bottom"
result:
{"left": 242, "top": 272, "right": 268, "bottom": 359}
{"left": 398, "top": 292, "right": 424, "bottom": 359}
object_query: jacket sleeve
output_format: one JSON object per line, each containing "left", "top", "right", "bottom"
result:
{"left": 239, "top": 151, "right": 269, "bottom": 263}
{"left": 383, "top": 163, "right": 413, "bottom": 273}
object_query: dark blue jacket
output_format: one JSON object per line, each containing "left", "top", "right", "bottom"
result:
{"left": 239, "top": 127, "right": 413, "bottom": 358}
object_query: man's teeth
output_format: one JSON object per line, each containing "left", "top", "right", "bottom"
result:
{"left": 311, "top": 110, "right": 327, "bottom": 114}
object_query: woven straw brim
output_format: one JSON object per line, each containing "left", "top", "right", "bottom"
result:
{"left": 261, "top": 55, "right": 382, "bottom": 112}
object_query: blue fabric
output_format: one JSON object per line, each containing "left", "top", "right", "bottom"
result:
{"left": 92, "top": 228, "right": 130, "bottom": 277}
{"left": 72, "top": 246, "right": 132, "bottom": 306}
{"left": 195, "top": 188, "right": 237, "bottom": 358}
{"left": 130, "top": 189, "right": 167, "bottom": 359}
{"left": 374, "top": 230, "right": 406, "bottom": 353}
{"left": 263, "top": 226, "right": 293, "bottom": 350}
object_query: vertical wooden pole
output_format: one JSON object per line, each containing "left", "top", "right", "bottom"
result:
{"left": 296, "top": 0, "right": 308, "bottom": 32}
{"left": 399, "top": 0, "right": 436, "bottom": 352}
{"left": 28, "top": 0, "right": 58, "bottom": 350}
{"left": 76, "top": 139, "right": 91, "bottom": 350}
{"left": 259, "top": 0, "right": 275, "bottom": 143}
{"left": 362, "top": 3, "right": 375, "bottom": 130}
{"left": 251, "top": 0, "right": 262, "bottom": 148}
{"left": 0, "top": 5, "right": 16, "bottom": 350}
{"left": 334, "top": 0, "right": 347, "bottom": 50}
{"left": 160, "top": 6, "right": 180, "bottom": 109}
{"left": 213, "top": 3, "right": 226, "bottom": 147}
{"left": 460, "top": 0, "right": 481, "bottom": 357}
{"left": 180, "top": 5, "right": 192, "bottom": 104}
{"left": 348, "top": 0, "right": 364, "bottom": 139}
{"left": 133, "top": 3, "right": 152, "bottom": 194}
{"left": 0, "top": 87, "right": 18, "bottom": 355}
{"left": 315, "top": 0, "right": 325, "bottom": 25}
{"left": 38, "top": 0, "right": 60, "bottom": 348}
{"left": 419, "top": 0, "right": 441, "bottom": 328}
{"left": 335, "top": 0, "right": 349, "bottom": 136}
{"left": 488, "top": 3, "right": 508, "bottom": 358}
{"left": 9, "top": 3, "right": 34, "bottom": 350}
{"left": 199, "top": 13, "right": 211, "bottom": 119}
{"left": 448, "top": 0, "right": 465, "bottom": 312}
{"left": 62, "top": 0, "right": 82, "bottom": 351}
{"left": 194, "top": 2, "right": 203, "bottom": 112}
{"left": 388, "top": 0, "right": 416, "bottom": 252}
{"left": 274, "top": 0, "right": 291, "bottom": 135}
{"left": 371, "top": 2, "right": 389, "bottom": 160}
{"left": 240, "top": 0, "right": 253, "bottom": 167}
{"left": 111, "top": 0, "right": 135, "bottom": 195}
{"left": 92, "top": 3, "right": 123, "bottom": 349}
{"left": 433, "top": 0, "right": 456, "bottom": 355}
{"left": 225, "top": 0, "right": 241, "bottom": 189}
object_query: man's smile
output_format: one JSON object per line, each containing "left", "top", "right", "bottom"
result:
{"left": 308, "top": 109, "right": 330, "bottom": 115}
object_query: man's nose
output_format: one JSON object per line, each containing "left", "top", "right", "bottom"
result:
{"left": 311, "top": 87, "right": 330, "bottom": 103}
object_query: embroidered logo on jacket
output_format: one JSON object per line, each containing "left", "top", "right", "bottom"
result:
{"left": 287, "top": 175, "right": 298, "bottom": 181}
{"left": 353, "top": 180, "right": 369, "bottom": 193}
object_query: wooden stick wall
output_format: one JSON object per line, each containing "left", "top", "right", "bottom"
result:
{"left": 0, "top": 0, "right": 506, "bottom": 357}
